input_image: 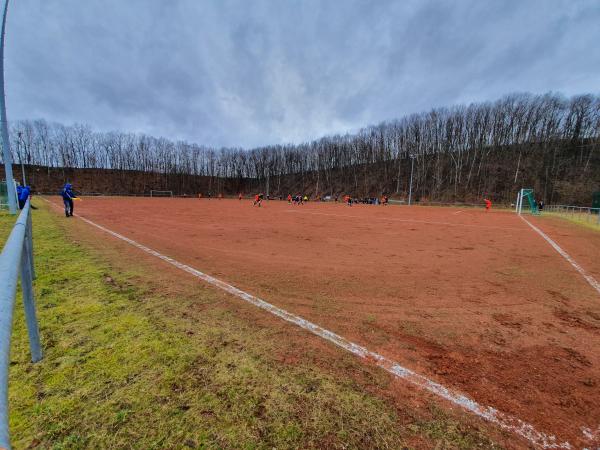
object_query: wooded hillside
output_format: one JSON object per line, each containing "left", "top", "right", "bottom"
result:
{"left": 3, "top": 92, "right": 599, "bottom": 204}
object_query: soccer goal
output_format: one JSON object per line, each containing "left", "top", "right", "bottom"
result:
{"left": 515, "top": 188, "right": 540, "bottom": 215}
{"left": 0, "top": 180, "right": 18, "bottom": 210}
{"left": 150, "top": 190, "right": 173, "bottom": 198}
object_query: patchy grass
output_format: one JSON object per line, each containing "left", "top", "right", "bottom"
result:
{"left": 4, "top": 205, "right": 503, "bottom": 449}
{"left": 542, "top": 211, "right": 600, "bottom": 232}
{"left": 0, "top": 209, "right": 16, "bottom": 242}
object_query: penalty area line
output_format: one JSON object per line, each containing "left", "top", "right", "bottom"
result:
{"left": 40, "top": 198, "right": 571, "bottom": 449}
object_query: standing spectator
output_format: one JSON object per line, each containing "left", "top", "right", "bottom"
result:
{"left": 16, "top": 184, "right": 23, "bottom": 208}
{"left": 17, "top": 184, "right": 32, "bottom": 209}
{"left": 61, "top": 183, "right": 78, "bottom": 217}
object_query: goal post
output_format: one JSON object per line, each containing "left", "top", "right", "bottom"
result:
{"left": 516, "top": 188, "right": 539, "bottom": 215}
{"left": 150, "top": 190, "right": 173, "bottom": 198}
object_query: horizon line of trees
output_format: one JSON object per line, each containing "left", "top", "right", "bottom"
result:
{"left": 2, "top": 91, "right": 599, "bottom": 204}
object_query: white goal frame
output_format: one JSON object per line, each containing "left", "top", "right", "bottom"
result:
{"left": 150, "top": 190, "right": 173, "bottom": 198}
{"left": 515, "top": 188, "right": 540, "bottom": 215}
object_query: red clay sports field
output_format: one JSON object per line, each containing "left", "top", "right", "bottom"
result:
{"left": 44, "top": 196, "right": 600, "bottom": 448}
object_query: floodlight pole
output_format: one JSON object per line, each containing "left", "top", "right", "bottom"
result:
{"left": 0, "top": 0, "right": 16, "bottom": 214}
{"left": 266, "top": 172, "right": 269, "bottom": 198}
{"left": 17, "top": 131, "right": 25, "bottom": 185}
{"left": 408, "top": 154, "right": 415, "bottom": 206}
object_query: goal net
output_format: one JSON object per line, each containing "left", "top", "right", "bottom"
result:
{"left": 0, "top": 180, "right": 18, "bottom": 210}
{"left": 150, "top": 190, "right": 173, "bottom": 198}
{"left": 515, "top": 188, "right": 540, "bottom": 215}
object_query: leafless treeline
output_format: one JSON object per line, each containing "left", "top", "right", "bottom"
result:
{"left": 4, "top": 92, "right": 599, "bottom": 203}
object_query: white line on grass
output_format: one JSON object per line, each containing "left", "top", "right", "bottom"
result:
{"left": 519, "top": 215, "right": 600, "bottom": 296}
{"left": 40, "top": 198, "right": 572, "bottom": 449}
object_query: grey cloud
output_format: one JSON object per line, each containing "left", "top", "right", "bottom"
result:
{"left": 4, "top": 0, "right": 599, "bottom": 148}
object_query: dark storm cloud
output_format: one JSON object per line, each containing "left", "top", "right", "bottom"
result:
{"left": 5, "top": 0, "right": 599, "bottom": 148}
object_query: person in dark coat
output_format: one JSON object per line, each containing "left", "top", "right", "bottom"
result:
{"left": 61, "top": 183, "right": 77, "bottom": 217}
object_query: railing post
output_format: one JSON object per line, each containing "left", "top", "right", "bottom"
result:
{"left": 19, "top": 238, "right": 42, "bottom": 363}
{"left": 25, "top": 211, "right": 35, "bottom": 280}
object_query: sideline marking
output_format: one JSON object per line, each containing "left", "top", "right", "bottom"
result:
{"left": 41, "top": 198, "right": 572, "bottom": 449}
{"left": 520, "top": 215, "right": 600, "bottom": 296}
{"left": 285, "top": 210, "right": 524, "bottom": 231}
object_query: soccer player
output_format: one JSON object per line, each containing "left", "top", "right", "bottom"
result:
{"left": 287, "top": 193, "right": 292, "bottom": 203}
{"left": 484, "top": 198, "right": 492, "bottom": 212}
{"left": 382, "top": 195, "right": 389, "bottom": 206}
{"left": 61, "top": 183, "right": 78, "bottom": 217}
{"left": 253, "top": 193, "right": 263, "bottom": 207}
{"left": 239, "top": 193, "right": 243, "bottom": 201}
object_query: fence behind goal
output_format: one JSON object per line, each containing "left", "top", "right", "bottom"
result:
{"left": 545, "top": 205, "right": 600, "bottom": 227}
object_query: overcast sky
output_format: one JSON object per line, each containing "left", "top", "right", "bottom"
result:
{"left": 5, "top": 0, "right": 600, "bottom": 148}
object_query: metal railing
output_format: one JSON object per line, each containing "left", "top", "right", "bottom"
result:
{"left": 545, "top": 204, "right": 600, "bottom": 226}
{"left": 0, "top": 199, "right": 42, "bottom": 449}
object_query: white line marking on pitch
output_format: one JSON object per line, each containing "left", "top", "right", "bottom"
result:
{"left": 453, "top": 210, "right": 464, "bottom": 215}
{"left": 285, "top": 210, "right": 524, "bottom": 231}
{"left": 40, "top": 198, "right": 572, "bottom": 448}
{"left": 520, "top": 215, "right": 600, "bottom": 296}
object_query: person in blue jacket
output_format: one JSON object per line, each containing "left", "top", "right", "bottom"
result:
{"left": 61, "top": 183, "right": 77, "bottom": 217}
{"left": 17, "top": 185, "right": 31, "bottom": 209}
{"left": 16, "top": 184, "right": 23, "bottom": 205}
{"left": 16, "top": 184, "right": 37, "bottom": 210}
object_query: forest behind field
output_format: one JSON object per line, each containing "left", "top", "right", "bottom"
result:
{"left": 2, "top": 92, "right": 599, "bottom": 205}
